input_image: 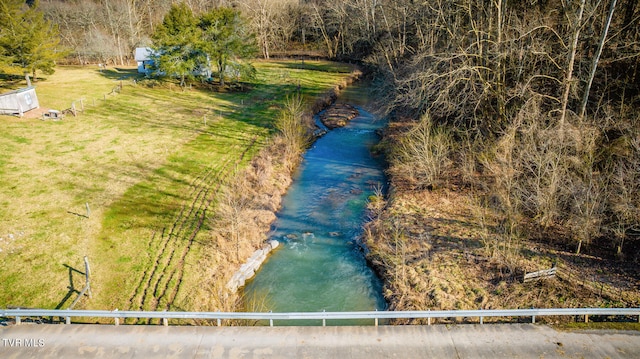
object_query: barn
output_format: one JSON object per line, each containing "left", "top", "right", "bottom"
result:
{"left": 0, "top": 86, "right": 40, "bottom": 116}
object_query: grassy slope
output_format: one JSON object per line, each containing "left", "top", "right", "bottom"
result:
{"left": 0, "top": 61, "right": 354, "bottom": 311}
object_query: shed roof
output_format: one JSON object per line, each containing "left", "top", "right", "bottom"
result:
{"left": 135, "top": 47, "right": 153, "bottom": 62}
{"left": 0, "top": 86, "right": 36, "bottom": 98}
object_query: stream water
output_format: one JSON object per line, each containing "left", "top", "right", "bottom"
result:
{"left": 243, "top": 87, "right": 387, "bottom": 325}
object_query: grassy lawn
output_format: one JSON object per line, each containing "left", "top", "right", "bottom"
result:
{"left": 0, "top": 60, "right": 354, "bottom": 312}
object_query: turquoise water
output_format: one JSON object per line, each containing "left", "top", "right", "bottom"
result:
{"left": 243, "top": 103, "right": 387, "bottom": 325}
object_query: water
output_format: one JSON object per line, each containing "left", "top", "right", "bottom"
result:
{"left": 243, "top": 96, "right": 387, "bottom": 325}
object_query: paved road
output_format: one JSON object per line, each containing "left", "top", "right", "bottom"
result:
{"left": 1, "top": 323, "right": 639, "bottom": 358}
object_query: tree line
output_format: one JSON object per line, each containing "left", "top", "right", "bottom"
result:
{"left": 36, "top": 0, "right": 304, "bottom": 66}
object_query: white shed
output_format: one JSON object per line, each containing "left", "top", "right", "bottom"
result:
{"left": 135, "top": 47, "right": 155, "bottom": 74}
{"left": 0, "top": 86, "right": 39, "bottom": 116}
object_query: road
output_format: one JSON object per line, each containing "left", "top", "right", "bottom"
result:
{"left": 1, "top": 323, "right": 639, "bottom": 358}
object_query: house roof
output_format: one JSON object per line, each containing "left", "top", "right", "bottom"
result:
{"left": 134, "top": 47, "right": 153, "bottom": 62}
{"left": 0, "top": 86, "right": 36, "bottom": 98}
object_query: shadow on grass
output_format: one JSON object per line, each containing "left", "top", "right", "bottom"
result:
{"left": 0, "top": 74, "right": 27, "bottom": 91}
{"left": 270, "top": 61, "right": 352, "bottom": 73}
{"left": 97, "top": 67, "right": 144, "bottom": 81}
{"left": 55, "top": 264, "right": 87, "bottom": 310}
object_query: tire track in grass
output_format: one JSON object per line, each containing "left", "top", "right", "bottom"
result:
{"left": 159, "top": 177, "right": 222, "bottom": 312}
{"left": 151, "top": 159, "right": 234, "bottom": 307}
{"left": 126, "top": 165, "right": 219, "bottom": 315}
{"left": 127, "top": 128, "right": 259, "bottom": 321}
{"left": 126, "top": 228, "right": 159, "bottom": 311}
{"left": 140, "top": 166, "right": 220, "bottom": 310}
{"left": 163, "top": 196, "right": 216, "bottom": 311}
{"left": 131, "top": 158, "right": 234, "bottom": 321}
{"left": 161, "top": 138, "right": 260, "bottom": 313}
{"left": 150, "top": 175, "right": 215, "bottom": 307}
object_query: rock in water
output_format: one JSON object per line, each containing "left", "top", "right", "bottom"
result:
{"left": 319, "top": 104, "right": 359, "bottom": 129}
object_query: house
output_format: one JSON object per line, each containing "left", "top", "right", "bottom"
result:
{"left": 134, "top": 47, "right": 212, "bottom": 79}
{"left": 135, "top": 47, "right": 155, "bottom": 74}
{"left": 0, "top": 86, "right": 39, "bottom": 116}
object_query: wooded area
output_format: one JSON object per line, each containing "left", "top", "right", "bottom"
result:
{"left": 367, "top": 0, "right": 640, "bottom": 261}
{"left": 3, "top": 0, "right": 639, "bottom": 260}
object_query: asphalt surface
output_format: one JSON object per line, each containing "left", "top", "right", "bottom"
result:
{"left": 1, "top": 323, "right": 639, "bottom": 358}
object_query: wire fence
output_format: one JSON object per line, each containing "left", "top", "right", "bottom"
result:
{"left": 41, "top": 79, "right": 128, "bottom": 120}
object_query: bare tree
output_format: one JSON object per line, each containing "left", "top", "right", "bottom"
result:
{"left": 558, "top": 0, "right": 586, "bottom": 138}
{"left": 579, "top": 0, "right": 617, "bottom": 119}
{"left": 237, "top": 0, "right": 298, "bottom": 59}
{"left": 609, "top": 120, "right": 640, "bottom": 259}
{"left": 390, "top": 113, "right": 453, "bottom": 189}
{"left": 273, "top": 92, "right": 311, "bottom": 164}
{"left": 567, "top": 122, "right": 607, "bottom": 254}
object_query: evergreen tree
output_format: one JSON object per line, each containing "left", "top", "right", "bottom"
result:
{"left": 151, "top": 2, "right": 201, "bottom": 87}
{"left": 0, "top": 0, "right": 63, "bottom": 80}
{"left": 199, "top": 8, "right": 256, "bottom": 86}
{"left": 151, "top": 4, "right": 256, "bottom": 87}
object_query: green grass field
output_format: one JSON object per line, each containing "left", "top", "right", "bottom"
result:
{"left": 0, "top": 60, "right": 355, "bottom": 312}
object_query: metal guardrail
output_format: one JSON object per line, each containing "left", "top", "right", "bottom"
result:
{"left": 2, "top": 308, "right": 639, "bottom": 326}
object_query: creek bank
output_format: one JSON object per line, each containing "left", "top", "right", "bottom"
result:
{"left": 220, "top": 68, "right": 365, "bottom": 299}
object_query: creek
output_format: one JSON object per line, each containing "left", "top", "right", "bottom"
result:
{"left": 243, "top": 86, "right": 387, "bottom": 324}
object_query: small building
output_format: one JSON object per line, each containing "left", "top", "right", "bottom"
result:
{"left": 0, "top": 86, "right": 39, "bottom": 116}
{"left": 135, "top": 47, "right": 155, "bottom": 75}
